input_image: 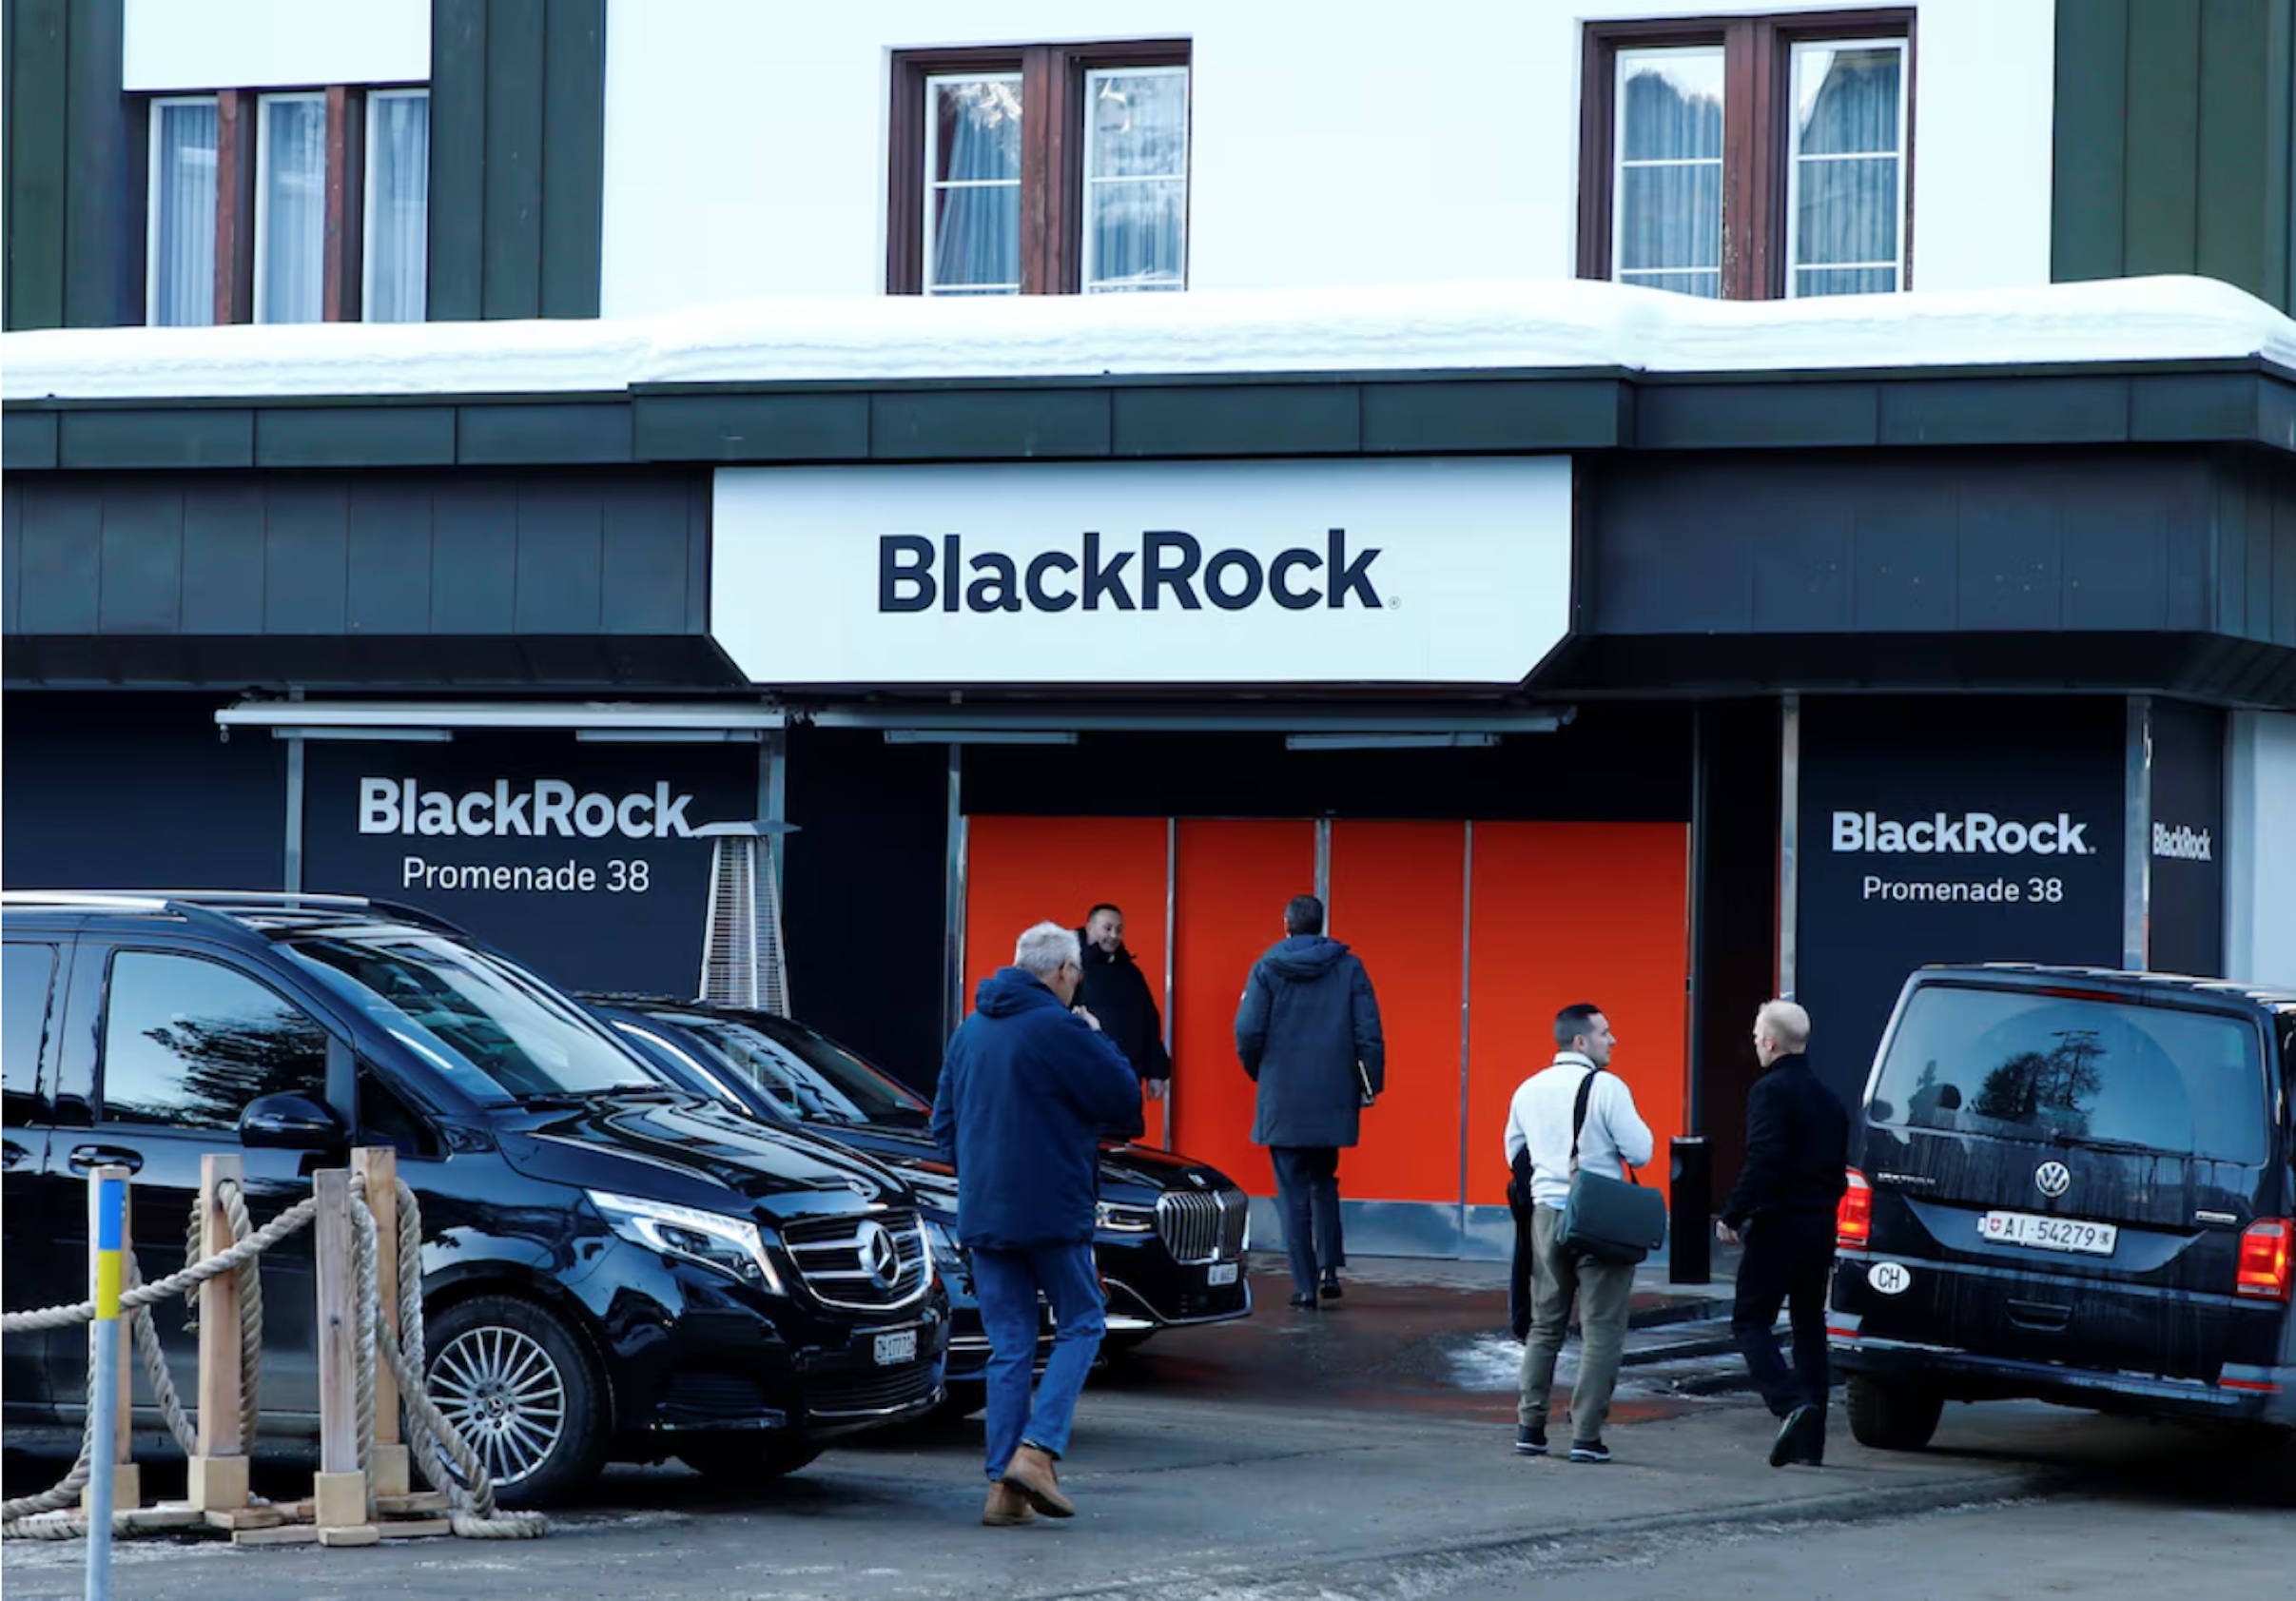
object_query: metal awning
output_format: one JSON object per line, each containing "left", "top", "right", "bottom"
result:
{"left": 214, "top": 700, "right": 785, "bottom": 742}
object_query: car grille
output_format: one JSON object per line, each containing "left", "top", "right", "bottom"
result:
{"left": 1156, "top": 1187, "right": 1249, "bottom": 1264}
{"left": 782, "top": 1207, "right": 932, "bottom": 1311}
{"left": 807, "top": 1360, "right": 939, "bottom": 1419}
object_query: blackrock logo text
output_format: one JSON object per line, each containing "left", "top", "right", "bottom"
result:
{"left": 1832, "top": 811, "right": 2093, "bottom": 856}
{"left": 360, "top": 779, "right": 695, "bottom": 840}
{"left": 2152, "top": 823, "right": 2213, "bottom": 862}
{"left": 878, "top": 530, "right": 1383, "bottom": 614}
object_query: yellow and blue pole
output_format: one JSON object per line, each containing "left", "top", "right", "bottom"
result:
{"left": 86, "top": 1168, "right": 126, "bottom": 1601}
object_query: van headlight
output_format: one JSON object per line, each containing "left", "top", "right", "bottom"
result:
{"left": 1096, "top": 1201, "right": 1158, "bottom": 1234}
{"left": 588, "top": 1190, "right": 784, "bottom": 1293}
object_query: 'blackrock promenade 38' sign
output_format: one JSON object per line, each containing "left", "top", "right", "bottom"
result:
{"left": 708, "top": 459, "right": 1573, "bottom": 685}
{"left": 303, "top": 740, "right": 757, "bottom": 996}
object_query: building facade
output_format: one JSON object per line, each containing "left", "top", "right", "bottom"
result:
{"left": 6, "top": 0, "right": 2295, "bottom": 1257}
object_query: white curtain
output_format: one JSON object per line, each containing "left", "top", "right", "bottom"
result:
{"left": 1083, "top": 69, "right": 1187, "bottom": 292}
{"left": 366, "top": 92, "right": 430, "bottom": 322}
{"left": 926, "top": 77, "right": 1022, "bottom": 294}
{"left": 1791, "top": 46, "right": 1902, "bottom": 296}
{"left": 259, "top": 95, "right": 326, "bottom": 323}
{"left": 151, "top": 100, "right": 219, "bottom": 326}
{"left": 1614, "top": 49, "right": 1724, "bottom": 300}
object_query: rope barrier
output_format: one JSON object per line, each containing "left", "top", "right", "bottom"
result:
{"left": 0, "top": 1169, "right": 546, "bottom": 1542}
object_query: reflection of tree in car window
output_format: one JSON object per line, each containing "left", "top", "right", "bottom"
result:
{"left": 103, "top": 953, "right": 328, "bottom": 1129}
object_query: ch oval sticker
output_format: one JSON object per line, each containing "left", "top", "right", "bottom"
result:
{"left": 1866, "top": 1261, "right": 1913, "bottom": 1296}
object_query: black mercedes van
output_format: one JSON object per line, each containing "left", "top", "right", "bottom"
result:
{"left": 1830, "top": 965, "right": 2296, "bottom": 1449}
{"left": 1, "top": 892, "right": 948, "bottom": 1504}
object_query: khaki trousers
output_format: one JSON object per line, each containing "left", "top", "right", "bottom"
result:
{"left": 1516, "top": 1203, "right": 1637, "bottom": 1442}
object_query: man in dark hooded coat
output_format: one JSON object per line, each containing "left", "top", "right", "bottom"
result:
{"left": 1075, "top": 904, "right": 1171, "bottom": 1097}
{"left": 1234, "top": 893, "right": 1385, "bottom": 1308}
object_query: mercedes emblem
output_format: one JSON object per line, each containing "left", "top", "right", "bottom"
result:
{"left": 2033, "top": 1161, "right": 2072, "bottom": 1200}
{"left": 856, "top": 1220, "right": 903, "bottom": 1290}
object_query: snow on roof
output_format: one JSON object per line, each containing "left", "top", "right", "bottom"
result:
{"left": 4, "top": 274, "right": 2292, "bottom": 404}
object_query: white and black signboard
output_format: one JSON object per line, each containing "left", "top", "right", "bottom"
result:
{"left": 1796, "top": 699, "right": 2126, "bottom": 1111}
{"left": 2147, "top": 701, "right": 2226, "bottom": 978}
{"left": 302, "top": 738, "right": 758, "bottom": 996}
{"left": 709, "top": 459, "right": 1573, "bottom": 686}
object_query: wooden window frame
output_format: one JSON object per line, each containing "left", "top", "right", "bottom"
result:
{"left": 140, "top": 81, "right": 418, "bottom": 325}
{"left": 1577, "top": 10, "right": 1915, "bottom": 301}
{"left": 886, "top": 40, "right": 1191, "bottom": 296}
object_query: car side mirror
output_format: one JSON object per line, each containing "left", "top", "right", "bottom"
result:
{"left": 240, "top": 1093, "right": 348, "bottom": 1152}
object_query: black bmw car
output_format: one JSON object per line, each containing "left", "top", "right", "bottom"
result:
{"left": 582, "top": 996, "right": 1253, "bottom": 1397}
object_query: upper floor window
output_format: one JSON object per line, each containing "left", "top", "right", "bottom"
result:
{"left": 890, "top": 43, "right": 1190, "bottom": 296}
{"left": 1581, "top": 14, "right": 1910, "bottom": 301}
{"left": 146, "top": 85, "right": 429, "bottom": 327}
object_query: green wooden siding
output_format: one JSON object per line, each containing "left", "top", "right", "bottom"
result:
{"left": 2055, "top": 0, "right": 2295, "bottom": 311}
{"left": 3, "top": 0, "right": 129, "bottom": 331}
{"left": 428, "top": 0, "right": 606, "bottom": 321}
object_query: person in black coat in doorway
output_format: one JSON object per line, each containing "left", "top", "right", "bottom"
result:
{"left": 1717, "top": 999, "right": 1850, "bottom": 1469}
{"left": 1235, "top": 893, "right": 1385, "bottom": 1309}
{"left": 1075, "top": 905, "right": 1172, "bottom": 1099}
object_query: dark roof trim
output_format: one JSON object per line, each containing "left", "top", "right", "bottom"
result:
{"left": 5, "top": 361, "right": 2291, "bottom": 471}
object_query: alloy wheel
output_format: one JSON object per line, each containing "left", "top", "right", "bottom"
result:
{"left": 427, "top": 1323, "right": 570, "bottom": 1488}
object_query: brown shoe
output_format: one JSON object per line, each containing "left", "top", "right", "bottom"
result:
{"left": 982, "top": 1480, "right": 1036, "bottom": 1527}
{"left": 1002, "top": 1444, "right": 1076, "bottom": 1518}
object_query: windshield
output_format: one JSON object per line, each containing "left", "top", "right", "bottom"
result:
{"left": 653, "top": 1010, "right": 930, "bottom": 1127}
{"left": 285, "top": 932, "right": 662, "bottom": 1103}
{"left": 1870, "top": 985, "right": 2269, "bottom": 1164}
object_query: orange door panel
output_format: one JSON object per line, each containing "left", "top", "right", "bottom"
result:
{"left": 1466, "top": 823, "right": 1689, "bottom": 1208}
{"left": 1169, "top": 820, "right": 1317, "bottom": 1198}
{"left": 961, "top": 814, "right": 1169, "bottom": 1032}
{"left": 1328, "top": 821, "right": 1466, "bottom": 1206}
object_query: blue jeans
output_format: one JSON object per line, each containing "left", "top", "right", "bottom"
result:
{"left": 969, "top": 1241, "right": 1104, "bottom": 1481}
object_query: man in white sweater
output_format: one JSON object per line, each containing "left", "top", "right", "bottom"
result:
{"left": 1504, "top": 1004, "right": 1655, "bottom": 1464}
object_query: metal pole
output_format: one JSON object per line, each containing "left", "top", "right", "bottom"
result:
{"left": 1778, "top": 694, "right": 1801, "bottom": 1000}
{"left": 87, "top": 1166, "right": 128, "bottom": 1600}
{"left": 1161, "top": 816, "right": 1177, "bottom": 1152}
{"left": 2124, "top": 695, "right": 2153, "bottom": 972}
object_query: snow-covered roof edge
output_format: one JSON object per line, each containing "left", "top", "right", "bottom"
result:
{"left": 5, "top": 275, "right": 2293, "bottom": 404}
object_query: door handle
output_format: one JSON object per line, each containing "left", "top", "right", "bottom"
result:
{"left": 68, "top": 1144, "right": 145, "bottom": 1176}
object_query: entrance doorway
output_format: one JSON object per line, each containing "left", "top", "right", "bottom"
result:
{"left": 962, "top": 816, "right": 1689, "bottom": 1259}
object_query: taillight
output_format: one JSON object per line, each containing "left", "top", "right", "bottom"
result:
{"left": 2235, "top": 1220, "right": 2293, "bottom": 1300}
{"left": 1837, "top": 1168, "right": 1873, "bottom": 1248}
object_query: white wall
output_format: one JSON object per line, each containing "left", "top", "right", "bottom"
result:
{"left": 600, "top": 0, "right": 2056, "bottom": 316}
{"left": 125, "top": 0, "right": 429, "bottom": 92}
{"left": 2225, "top": 711, "right": 2296, "bottom": 987}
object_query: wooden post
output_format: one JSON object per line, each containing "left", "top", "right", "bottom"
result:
{"left": 186, "top": 1154, "right": 249, "bottom": 1511}
{"left": 352, "top": 1147, "right": 409, "bottom": 1496}
{"left": 84, "top": 1165, "right": 142, "bottom": 1516}
{"left": 310, "top": 1168, "right": 370, "bottom": 1533}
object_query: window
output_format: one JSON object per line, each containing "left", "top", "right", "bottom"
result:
{"left": 1581, "top": 14, "right": 1911, "bottom": 301}
{"left": 890, "top": 43, "right": 1190, "bottom": 296}
{"left": 148, "top": 97, "right": 221, "bottom": 325}
{"left": 363, "top": 89, "right": 431, "bottom": 322}
{"left": 256, "top": 92, "right": 327, "bottom": 323}
{"left": 1869, "top": 986, "right": 2268, "bottom": 1164}
{"left": 5, "top": 943, "right": 57, "bottom": 1103}
{"left": 143, "top": 84, "right": 428, "bottom": 326}
{"left": 101, "top": 951, "right": 329, "bottom": 1129}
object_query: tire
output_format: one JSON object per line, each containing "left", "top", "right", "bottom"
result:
{"left": 674, "top": 1435, "right": 824, "bottom": 1480}
{"left": 423, "top": 1294, "right": 606, "bottom": 1508}
{"left": 1845, "top": 1374, "right": 1944, "bottom": 1452}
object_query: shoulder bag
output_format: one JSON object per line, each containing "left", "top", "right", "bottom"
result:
{"left": 1555, "top": 1066, "right": 1668, "bottom": 1266}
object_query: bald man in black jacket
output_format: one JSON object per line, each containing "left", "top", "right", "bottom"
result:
{"left": 1718, "top": 999, "right": 1849, "bottom": 1469}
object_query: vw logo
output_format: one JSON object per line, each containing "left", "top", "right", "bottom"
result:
{"left": 2034, "top": 1162, "right": 2072, "bottom": 1200}
{"left": 856, "top": 1220, "right": 903, "bottom": 1290}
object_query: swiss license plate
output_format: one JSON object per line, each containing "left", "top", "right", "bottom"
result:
{"left": 1207, "top": 1261, "right": 1240, "bottom": 1287}
{"left": 1977, "top": 1210, "right": 2118, "bottom": 1256}
{"left": 872, "top": 1329, "right": 919, "bottom": 1366}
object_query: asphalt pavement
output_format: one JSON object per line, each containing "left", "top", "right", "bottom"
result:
{"left": 6, "top": 1251, "right": 2286, "bottom": 1601}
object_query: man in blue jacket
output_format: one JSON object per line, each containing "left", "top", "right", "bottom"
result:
{"left": 1235, "top": 894, "right": 1385, "bottom": 1309}
{"left": 933, "top": 921, "right": 1145, "bottom": 1528}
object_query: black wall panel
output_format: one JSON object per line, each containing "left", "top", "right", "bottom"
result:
{"left": 1, "top": 692, "right": 285, "bottom": 888}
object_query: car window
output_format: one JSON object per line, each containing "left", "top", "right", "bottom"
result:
{"left": 660, "top": 1013, "right": 928, "bottom": 1127}
{"left": 101, "top": 950, "right": 331, "bottom": 1129}
{"left": 1870, "top": 985, "right": 2268, "bottom": 1163}
{"left": 5, "top": 942, "right": 58, "bottom": 1105}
